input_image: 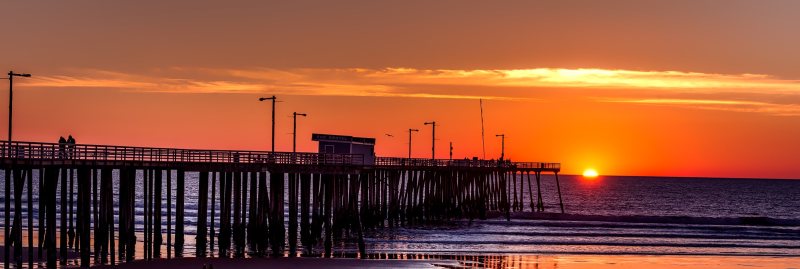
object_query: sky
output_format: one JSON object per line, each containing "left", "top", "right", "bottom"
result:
{"left": 2, "top": 0, "right": 800, "bottom": 179}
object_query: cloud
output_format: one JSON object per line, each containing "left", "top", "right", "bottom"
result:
{"left": 19, "top": 67, "right": 800, "bottom": 109}
{"left": 609, "top": 98, "right": 800, "bottom": 116}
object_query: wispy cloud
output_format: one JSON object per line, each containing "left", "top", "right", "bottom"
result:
{"left": 609, "top": 98, "right": 800, "bottom": 116}
{"left": 20, "top": 67, "right": 800, "bottom": 110}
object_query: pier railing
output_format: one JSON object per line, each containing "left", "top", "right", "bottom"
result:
{"left": 0, "top": 141, "right": 560, "bottom": 170}
{"left": 0, "top": 141, "right": 365, "bottom": 166}
{"left": 374, "top": 157, "right": 560, "bottom": 170}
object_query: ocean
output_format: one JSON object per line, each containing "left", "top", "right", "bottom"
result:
{"left": 1, "top": 172, "right": 799, "bottom": 267}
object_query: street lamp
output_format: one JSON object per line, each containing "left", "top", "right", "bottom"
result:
{"left": 424, "top": 121, "right": 436, "bottom": 159}
{"left": 6, "top": 71, "right": 31, "bottom": 143}
{"left": 292, "top": 112, "right": 307, "bottom": 154}
{"left": 407, "top": 128, "right": 419, "bottom": 159}
{"left": 496, "top": 134, "right": 505, "bottom": 161}
{"left": 258, "top": 96, "right": 277, "bottom": 152}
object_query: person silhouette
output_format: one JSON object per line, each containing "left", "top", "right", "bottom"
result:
{"left": 58, "top": 136, "right": 67, "bottom": 159}
{"left": 66, "top": 135, "right": 75, "bottom": 159}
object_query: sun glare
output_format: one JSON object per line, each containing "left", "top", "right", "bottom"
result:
{"left": 583, "top": 169, "right": 599, "bottom": 178}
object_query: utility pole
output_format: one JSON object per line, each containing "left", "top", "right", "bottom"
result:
{"left": 292, "top": 112, "right": 307, "bottom": 153}
{"left": 258, "top": 96, "right": 277, "bottom": 152}
{"left": 407, "top": 128, "right": 419, "bottom": 159}
{"left": 424, "top": 121, "right": 436, "bottom": 159}
{"left": 496, "top": 134, "right": 505, "bottom": 161}
{"left": 7, "top": 71, "right": 31, "bottom": 143}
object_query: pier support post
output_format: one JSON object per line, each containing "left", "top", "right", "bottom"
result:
{"left": 247, "top": 172, "right": 258, "bottom": 251}
{"left": 78, "top": 168, "right": 91, "bottom": 268}
{"left": 93, "top": 169, "right": 99, "bottom": 262}
{"left": 197, "top": 171, "right": 209, "bottom": 256}
{"left": 176, "top": 169, "right": 185, "bottom": 256}
{"left": 555, "top": 172, "right": 564, "bottom": 213}
{"left": 44, "top": 168, "right": 58, "bottom": 268}
{"left": 323, "top": 174, "right": 333, "bottom": 258}
{"left": 27, "top": 169, "right": 34, "bottom": 269}
{"left": 154, "top": 169, "right": 163, "bottom": 258}
{"left": 257, "top": 171, "right": 270, "bottom": 255}
{"left": 535, "top": 171, "right": 544, "bottom": 212}
{"left": 12, "top": 169, "right": 24, "bottom": 266}
{"left": 3, "top": 168, "right": 9, "bottom": 268}
{"left": 233, "top": 171, "right": 242, "bottom": 256}
{"left": 300, "top": 173, "right": 311, "bottom": 254}
{"left": 167, "top": 169, "right": 172, "bottom": 258}
{"left": 269, "top": 170, "right": 285, "bottom": 257}
{"left": 210, "top": 172, "right": 217, "bottom": 252}
{"left": 288, "top": 173, "right": 298, "bottom": 256}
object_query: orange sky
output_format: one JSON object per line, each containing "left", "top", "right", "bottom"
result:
{"left": 2, "top": 1, "right": 800, "bottom": 179}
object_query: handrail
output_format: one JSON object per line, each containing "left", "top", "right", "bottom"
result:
{"left": 0, "top": 141, "right": 365, "bottom": 166}
{"left": 0, "top": 141, "right": 560, "bottom": 169}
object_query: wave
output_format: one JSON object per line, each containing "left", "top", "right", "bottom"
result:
{"left": 506, "top": 212, "right": 800, "bottom": 226}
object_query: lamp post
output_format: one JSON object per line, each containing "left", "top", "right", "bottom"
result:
{"left": 424, "top": 121, "right": 436, "bottom": 159}
{"left": 292, "top": 112, "right": 307, "bottom": 154}
{"left": 258, "top": 96, "right": 277, "bottom": 152}
{"left": 496, "top": 134, "right": 505, "bottom": 161}
{"left": 7, "top": 71, "right": 31, "bottom": 143}
{"left": 407, "top": 128, "right": 419, "bottom": 158}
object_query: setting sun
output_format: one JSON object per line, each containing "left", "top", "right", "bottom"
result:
{"left": 583, "top": 169, "right": 599, "bottom": 178}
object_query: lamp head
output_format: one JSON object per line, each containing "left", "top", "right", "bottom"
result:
{"left": 8, "top": 71, "right": 31, "bottom": 77}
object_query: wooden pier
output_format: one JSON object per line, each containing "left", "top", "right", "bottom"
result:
{"left": 0, "top": 140, "right": 561, "bottom": 268}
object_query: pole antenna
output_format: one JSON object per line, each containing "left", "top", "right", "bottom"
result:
{"left": 480, "top": 99, "right": 486, "bottom": 159}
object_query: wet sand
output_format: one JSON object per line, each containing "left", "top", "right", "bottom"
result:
{"left": 81, "top": 255, "right": 800, "bottom": 269}
{"left": 0, "top": 245, "right": 79, "bottom": 263}
{"left": 89, "top": 257, "right": 453, "bottom": 269}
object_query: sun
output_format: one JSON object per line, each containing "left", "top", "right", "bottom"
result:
{"left": 583, "top": 169, "right": 599, "bottom": 178}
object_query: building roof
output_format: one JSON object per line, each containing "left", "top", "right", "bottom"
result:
{"left": 311, "top": 133, "right": 376, "bottom": 145}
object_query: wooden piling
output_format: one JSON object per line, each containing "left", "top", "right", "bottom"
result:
{"left": 176, "top": 169, "right": 185, "bottom": 256}
{"left": 233, "top": 171, "right": 242, "bottom": 256}
{"left": 323, "top": 174, "right": 333, "bottom": 258}
{"left": 154, "top": 169, "right": 163, "bottom": 258}
{"left": 167, "top": 169, "right": 172, "bottom": 258}
{"left": 269, "top": 170, "right": 285, "bottom": 257}
{"left": 555, "top": 172, "right": 564, "bottom": 213}
{"left": 197, "top": 171, "right": 209, "bottom": 256}
{"left": 45, "top": 167, "right": 58, "bottom": 268}
{"left": 535, "top": 171, "right": 544, "bottom": 212}
{"left": 93, "top": 169, "right": 99, "bottom": 262}
{"left": 257, "top": 171, "right": 270, "bottom": 255}
{"left": 13, "top": 169, "right": 24, "bottom": 266}
{"left": 247, "top": 171, "right": 258, "bottom": 251}
{"left": 210, "top": 171, "right": 217, "bottom": 252}
{"left": 288, "top": 173, "right": 298, "bottom": 256}
{"left": 78, "top": 168, "right": 91, "bottom": 267}
{"left": 300, "top": 173, "right": 311, "bottom": 254}
{"left": 3, "top": 168, "right": 9, "bottom": 268}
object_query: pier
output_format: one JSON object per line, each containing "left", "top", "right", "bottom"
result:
{"left": 0, "top": 140, "right": 561, "bottom": 268}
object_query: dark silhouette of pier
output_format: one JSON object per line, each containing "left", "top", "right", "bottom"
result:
{"left": 0, "top": 140, "right": 561, "bottom": 268}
